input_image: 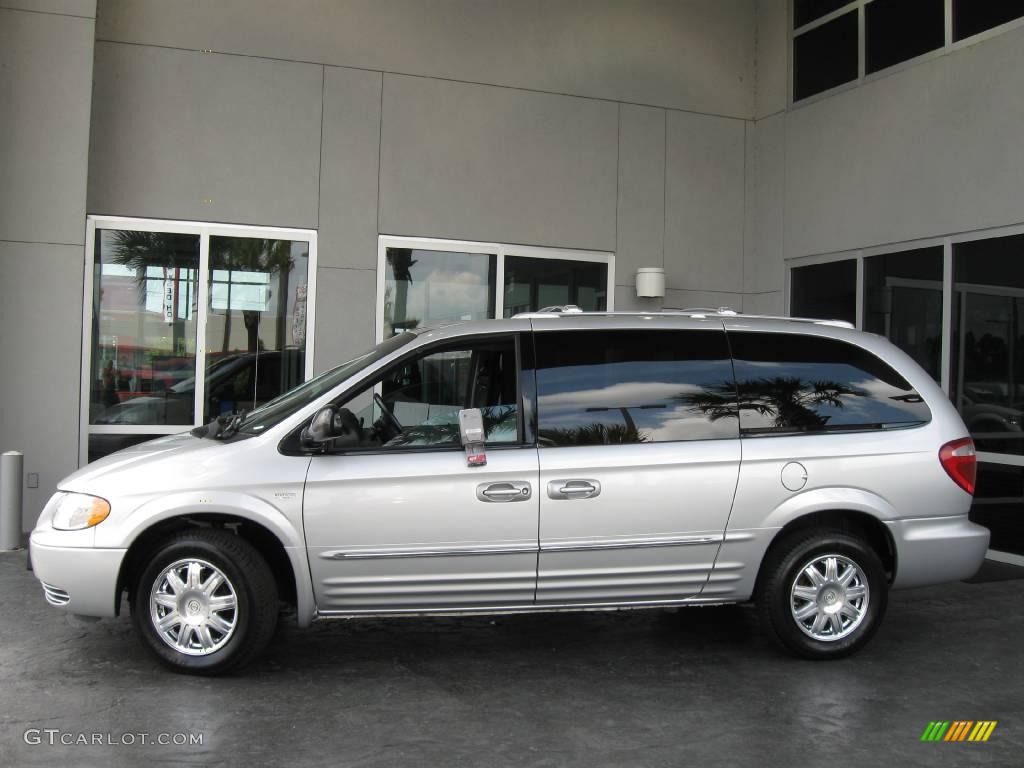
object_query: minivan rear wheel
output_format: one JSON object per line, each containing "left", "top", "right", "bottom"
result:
{"left": 131, "top": 529, "right": 278, "bottom": 675}
{"left": 757, "top": 530, "right": 887, "bottom": 659}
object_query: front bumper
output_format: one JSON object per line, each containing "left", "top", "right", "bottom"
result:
{"left": 888, "top": 514, "right": 990, "bottom": 588}
{"left": 29, "top": 534, "right": 126, "bottom": 617}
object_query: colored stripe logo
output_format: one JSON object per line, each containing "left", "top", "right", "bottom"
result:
{"left": 921, "top": 721, "right": 997, "bottom": 742}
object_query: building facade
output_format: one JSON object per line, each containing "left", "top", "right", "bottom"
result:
{"left": 1, "top": 0, "right": 1022, "bottom": 559}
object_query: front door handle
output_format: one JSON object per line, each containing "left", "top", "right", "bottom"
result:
{"left": 547, "top": 479, "right": 601, "bottom": 500}
{"left": 476, "top": 481, "right": 532, "bottom": 503}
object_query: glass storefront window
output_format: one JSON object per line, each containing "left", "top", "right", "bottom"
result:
{"left": 85, "top": 220, "right": 316, "bottom": 464}
{"left": 204, "top": 236, "right": 309, "bottom": 421}
{"left": 88, "top": 230, "right": 200, "bottom": 428}
{"left": 952, "top": 234, "right": 1024, "bottom": 456}
{"left": 502, "top": 256, "right": 608, "bottom": 317}
{"left": 863, "top": 246, "right": 943, "bottom": 382}
{"left": 382, "top": 248, "right": 496, "bottom": 338}
{"left": 790, "top": 259, "right": 857, "bottom": 325}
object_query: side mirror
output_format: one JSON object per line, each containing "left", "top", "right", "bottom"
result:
{"left": 301, "top": 405, "right": 338, "bottom": 445}
{"left": 458, "top": 408, "right": 487, "bottom": 466}
{"left": 302, "top": 405, "right": 362, "bottom": 450}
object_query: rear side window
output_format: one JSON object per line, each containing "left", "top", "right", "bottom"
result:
{"left": 534, "top": 330, "right": 738, "bottom": 446}
{"left": 728, "top": 332, "right": 931, "bottom": 435}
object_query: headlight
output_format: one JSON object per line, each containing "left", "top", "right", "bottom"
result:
{"left": 52, "top": 493, "right": 111, "bottom": 531}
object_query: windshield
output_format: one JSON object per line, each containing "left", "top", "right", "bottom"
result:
{"left": 232, "top": 333, "right": 415, "bottom": 436}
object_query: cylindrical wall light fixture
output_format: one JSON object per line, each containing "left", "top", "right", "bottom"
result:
{"left": 636, "top": 267, "right": 665, "bottom": 298}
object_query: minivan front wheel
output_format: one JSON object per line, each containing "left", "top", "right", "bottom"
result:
{"left": 131, "top": 529, "right": 278, "bottom": 675}
{"left": 757, "top": 531, "right": 887, "bottom": 659}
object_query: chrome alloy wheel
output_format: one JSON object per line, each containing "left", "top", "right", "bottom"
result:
{"left": 789, "top": 554, "right": 869, "bottom": 642}
{"left": 149, "top": 558, "right": 238, "bottom": 656}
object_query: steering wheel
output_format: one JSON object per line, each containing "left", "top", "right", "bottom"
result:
{"left": 373, "top": 393, "right": 403, "bottom": 441}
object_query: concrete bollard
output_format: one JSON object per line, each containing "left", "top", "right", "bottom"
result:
{"left": 1, "top": 451, "right": 24, "bottom": 550}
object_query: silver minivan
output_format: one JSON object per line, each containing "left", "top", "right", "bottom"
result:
{"left": 30, "top": 309, "right": 989, "bottom": 674}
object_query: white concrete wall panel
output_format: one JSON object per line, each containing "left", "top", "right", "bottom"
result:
{"left": 665, "top": 111, "right": 746, "bottom": 294}
{"left": 96, "top": 0, "right": 756, "bottom": 118}
{"left": 616, "top": 104, "right": 666, "bottom": 287}
{"left": 0, "top": 242, "right": 83, "bottom": 530}
{"left": 318, "top": 66, "right": 382, "bottom": 271}
{"left": 88, "top": 43, "right": 322, "bottom": 228}
{"left": 379, "top": 74, "right": 618, "bottom": 251}
{"left": 0, "top": 9, "right": 94, "bottom": 244}
{"left": 783, "top": 25, "right": 1024, "bottom": 259}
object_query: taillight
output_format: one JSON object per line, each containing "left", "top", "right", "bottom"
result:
{"left": 939, "top": 438, "right": 976, "bottom": 495}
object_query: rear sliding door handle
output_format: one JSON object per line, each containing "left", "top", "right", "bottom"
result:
{"left": 547, "top": 479, "right": 601, "bottom": 500}
{"left": 477, "top": 481, "right": 532, "bottom": 503}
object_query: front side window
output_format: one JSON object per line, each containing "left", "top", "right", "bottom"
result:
{"left": 328, "top": 337, "right": 520, "bottom": 450}
{"left": 728, "top": 332, "right": 931, "bottom": 434}
{"left": 534, "top": 330, "right": 738, "bottom": 447}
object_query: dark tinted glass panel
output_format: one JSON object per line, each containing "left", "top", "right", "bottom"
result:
{"left": 88, "top": 434, "right": 164, "bottom": 463}
{"left": 954, "top": 0, "right": 1024, "bottom": 41}
{"left": 503, "top": 256, "right": 607, "bottom": 317}
{"left": 534, "top": 330, "right": 737, "bottom": 447}
{"left": 795, "top": 0, "right": 855, "bottom": 29}
{"left": 793, "top": 11, "right": 859, "bottom": 100}
{"left": 951, "top": 234, "right": 1024, "bottom": 455}
{"left": 863, "top": 247, "right": 943, "bottom": 382}
{"left": 791, "top": 260, "right": 857, "bottom": 325}
{"left": 728, "top": 332, "right": 931, "bottom": 434}
{"left": 971, "top": 463, "right": 1024, "bottom": 555}
{"left": 866, "top": 0, "right": 945, "bottom": 73}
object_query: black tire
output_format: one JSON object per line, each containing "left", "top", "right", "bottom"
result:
{"left": 131, "top": 529, "right": 278, "bottom": 675}
{"left": 756, "top": 529, "right": 888, "bottom": 659}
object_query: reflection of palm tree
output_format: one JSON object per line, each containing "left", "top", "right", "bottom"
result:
{"left": 680, "top": 377, "right": 865, "bottom": 430}
{"left": 539, "top": 422, "right": 648, "bottom": 446}
{"left": 209, "top": 238, "right": 295, "bottom": 354}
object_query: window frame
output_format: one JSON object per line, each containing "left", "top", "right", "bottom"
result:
{"left": 282, "top": 331, "right": 532, "bottom": 456}
{"left": 375, "top": 235, "right": 615, "bottom": 343}
{"left": 789, "top": 0, "right": 1024, "bottom": 107}
{"left": 81, "top": 215, "right": 318, "bottom": 466}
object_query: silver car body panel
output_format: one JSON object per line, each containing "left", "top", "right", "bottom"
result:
{"left": 30, "top": 312, "right": 989, "bottom": 625}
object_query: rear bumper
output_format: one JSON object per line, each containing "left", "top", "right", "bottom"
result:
{"left": 888, "top": 514, "right": 989, "bottom": 588}
{"left": 29, "top": 535, "right": 125, "bottom": 617}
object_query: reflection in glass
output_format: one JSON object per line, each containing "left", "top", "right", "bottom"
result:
{"left": 791, "top": 259, "right": 857, "bottom": 324}
{"left": 204, "top": 237, "right": 308, "bottom": 421}
{"left": 383, "top": 248, "right": 495, "bottom": 337}
{"left": 534, "top": 330, "right": 738, "bottom": 446}
{"left": 88, "top": 230, "right": 200, "bottom": 428}
{"left": 863, "top": 247, "right": 943, "bottom": 382}
{"left": 970, "top": 463, "right": 1024, "bottom": 555}
{"left": 728, "top": 332, "right": 931, "bottom": 434}
{"left": 952, "top": 234, "right": 1024, "bottom": 455}
{"left": 503, "top": 256, "right": 607, "bottom": 317}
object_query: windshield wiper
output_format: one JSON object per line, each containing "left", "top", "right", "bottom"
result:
{"left": 191, "top": 409, "right": 249, "bottom": 440}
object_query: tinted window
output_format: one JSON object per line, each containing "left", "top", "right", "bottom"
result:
{"left": 534, "top": 330, "right": 738, "bottom": 447}
{"left": 954, "top": 0, "right": 1024, "bottom": 41}
{"left": 728, "top": 332, "right": 931, "bottom": 434}
{"left": 863, "top": 247, "right": 943, "bottom": 382}
{"left": 951, "top": 234, "right": 1024, "bottom": 455}
{"left": 866, "top": 0, "right": 945, "bottom": 74}
{"left": 793, "top": 11, "right": 859, "bottom": 101}
{"left": 794, "top": 0, "right": 855, "bottom": 29}
{"left": 791, "top": 260, "right": 857, "bottom": 324}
